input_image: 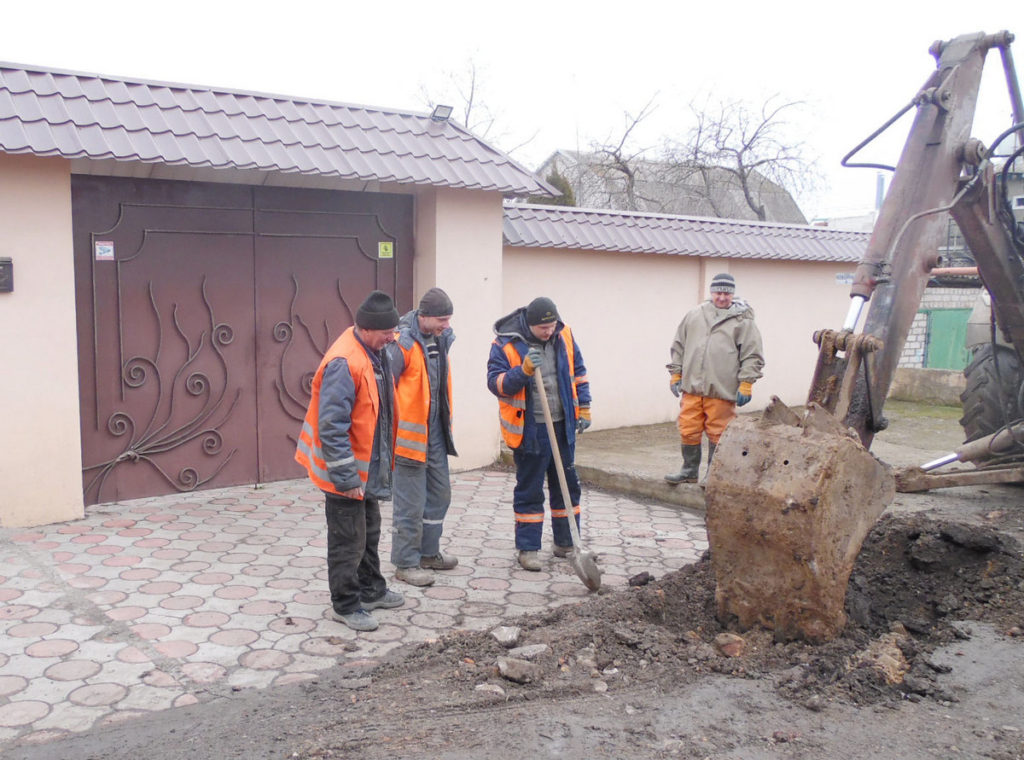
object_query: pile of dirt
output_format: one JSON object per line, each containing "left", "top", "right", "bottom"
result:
{"left": 360, "top": 513, "right": 1024, "bottom": 712}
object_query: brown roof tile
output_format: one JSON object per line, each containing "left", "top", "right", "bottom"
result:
{"left": 0, "top": 62, "right": 553, "bottom": 196}
{"left": 503, "top": 203, "right": 868, "bottom": 263}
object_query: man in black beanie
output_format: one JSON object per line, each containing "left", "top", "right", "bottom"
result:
{"left": 486, "top": 297, "right": 592, "bottom": 571}
{"left": 296, "top": 290, "right": 405, "bottom": 631}
{"left": 386, "top": 287, "right": 459, "bottom": 587}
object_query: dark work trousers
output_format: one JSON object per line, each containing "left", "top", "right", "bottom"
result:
{"left": 511, "top": 422, "right": 581, "bottom": 551}
{"left": 324, "top": 492, "right": 388, "bottom": 614}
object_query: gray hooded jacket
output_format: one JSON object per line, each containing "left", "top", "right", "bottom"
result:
{"left": 666, "top": 299, "right": 765, "bottom": 401}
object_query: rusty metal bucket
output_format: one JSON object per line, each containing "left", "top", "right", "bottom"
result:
{"left": 704, "top": 398, "right": 895, "bottom": 642}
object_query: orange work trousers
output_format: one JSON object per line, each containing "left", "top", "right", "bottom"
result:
{"left": 676, "top": 394, "right": 736, "bottom": 445}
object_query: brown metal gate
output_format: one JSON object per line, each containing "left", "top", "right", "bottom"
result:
{"left": 72, "top": 176, "right": 413, "bottom": 505}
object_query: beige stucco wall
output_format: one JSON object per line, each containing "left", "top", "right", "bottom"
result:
{"left": 0, "top": 148, "right": 860, "bottom": 522}
{"left": 0, "top": 153, "right": 84, "bottom": 526}
{"left": 414, "top": 188, "right": 505, "bottom": 470}
{"left": 502, "top": 247, "right": 856, "bottom": 430}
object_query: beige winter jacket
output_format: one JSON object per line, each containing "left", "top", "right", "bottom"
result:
{"left": 666, "top": 299, "right": 765, "bottom": 401}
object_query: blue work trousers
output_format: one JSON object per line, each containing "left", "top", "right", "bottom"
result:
{"left": 512, "top": 422, "right": 581, "bottom": 551}
{"left": 324, "top": 492, "right": 387, "bottom": 614}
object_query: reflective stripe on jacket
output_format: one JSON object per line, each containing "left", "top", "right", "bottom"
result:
{"left": 295, "top": 327, "right": 388, "bottom": 495}
{"left": 393, "top": 339, "right": 454, "bottom": 462}
{"left": 490, "top": 325, "right": 583, "bottom": 450}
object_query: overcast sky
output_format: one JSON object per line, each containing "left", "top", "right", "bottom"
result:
{"left": 2, "top": 1, "right": 1018, "bottom": 220}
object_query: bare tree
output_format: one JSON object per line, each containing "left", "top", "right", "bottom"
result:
{"left": 666, "top": 96, "right": 814, "bottom": 222}
{"left": 419, "top": 60, "right": 495, "bottom": 137}
{"left": 585, "top": 98, "right": 661, "bottom": 211}
{"left": 555, "top": 95, "right": 813, "bottom": 222}
{"left": 418, "top": 60, "right": 537, "bottom": 157}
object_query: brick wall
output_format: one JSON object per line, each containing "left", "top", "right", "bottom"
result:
{"left": 897, "top": 287, "right": 980, "bottom": 368}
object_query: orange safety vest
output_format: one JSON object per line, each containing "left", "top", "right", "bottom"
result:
{"left": 496, "top": 326, "right": 578, "bottom": 449}
{"left": 393, "top": 340, "right": 453, "bottom": 462}
{"left": 295, "top": 327, "right": 393, "bottom": 495}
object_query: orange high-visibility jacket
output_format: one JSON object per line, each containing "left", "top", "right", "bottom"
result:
{"left": 494, "top": 326, "right": 578, "bottom": 449}
{"left": 393, "top": 340, "right": 453, "bottom": 462}
{"left": 295, "top": 327, "right": 393, "bottom": 495}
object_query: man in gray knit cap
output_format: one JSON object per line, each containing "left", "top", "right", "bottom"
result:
{"left": 387, "top": 287, "right": 459, "bottom": 586}
{"left": 665, "top": 273, "right": 764, "bottom": 484}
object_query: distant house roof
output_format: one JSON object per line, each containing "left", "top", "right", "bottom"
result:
{"left": 0, "top": 62, "right": 553, "bottom": 195}
{"left": 537, "top": 150, "right": 808, "bottom": 225}
{"left": 503, "top": 203, "right": 868, "bottom": 262}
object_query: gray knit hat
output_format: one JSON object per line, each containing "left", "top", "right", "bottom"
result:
{"left": 526, "top": 296, "right": 560, "bottom": 326}
{"left": 709, "top": 273, "right": 736, "bottom": 294}
{"left": 355, "top": 290, "right": 400, "bottom": 329}
{"left": 418, "top": 287, "right": 453, "bottom": 317}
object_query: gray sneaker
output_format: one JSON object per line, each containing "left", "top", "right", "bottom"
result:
{"left": 331, "top": 608, "right": 378, "bottom": 632}
{"left": 517, "top": 550, "right": 542, "bottom": 571}
{"left": 553, "top": 544, "right": 574, "bottom": 558}
{"left": 395, "top": 566, "right": 435, "bottom": 587}
{"left": 420, "top": 552, "right": 458, "bottom": 570}
{"left": 362, "top": 588, "right": 405, "bottom": 610}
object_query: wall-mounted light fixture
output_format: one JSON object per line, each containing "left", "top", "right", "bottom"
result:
{"left": 431, "top": 104, "right": 453, "bottom": 123}
{"left": 0, "top": 258, "right": 12, "bottom": 293}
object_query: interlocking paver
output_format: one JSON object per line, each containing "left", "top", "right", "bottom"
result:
{"left": 0, "top": 467, "right": 707, "bottom": 747}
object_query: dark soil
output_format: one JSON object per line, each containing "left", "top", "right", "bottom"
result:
{"left": 11, "top": 512, "right": 1024, "bottom": 760}
{"left": 277, "top": 513, "right": 1024, "bottom": 759}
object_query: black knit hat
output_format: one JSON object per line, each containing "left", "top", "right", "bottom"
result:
{"left": 355, "top": 290, "right": 400, "bottom": 329}
{"left": 709, "top": 273, "right": 736, "bottom": 294}
{"left": 526, "top": 296, "right": 560, "bottom": 326}
{"left": 418, "top": 287, "right": 453, "bottom": 316}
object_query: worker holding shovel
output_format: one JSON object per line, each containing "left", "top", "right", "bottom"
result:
{"left": 487, "top": 297, "right": 592, "bottom": 572}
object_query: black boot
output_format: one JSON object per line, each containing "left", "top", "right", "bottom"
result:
{"left": 665, "top": 444, "right": 702, "bottom": 484}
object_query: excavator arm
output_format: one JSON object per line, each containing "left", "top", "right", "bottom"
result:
{"left": 704, "top": 31, "right": 1023, "bottom": 643}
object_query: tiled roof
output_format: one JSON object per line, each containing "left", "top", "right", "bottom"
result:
{"left": 503, "top": 203, "right": 868, "bottom": 262}
{"left": 0, "top": 62, "right": 553, "bottom": 195}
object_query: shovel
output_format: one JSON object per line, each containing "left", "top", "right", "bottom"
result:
{"left": 532, "top": 368, "right": 602, "bottom": 592}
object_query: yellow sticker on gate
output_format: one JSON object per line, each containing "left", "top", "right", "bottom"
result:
{"left": 378, "top": 242, "right": 394, "bottom": 259}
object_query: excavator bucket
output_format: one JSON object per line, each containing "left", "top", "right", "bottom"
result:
{"left": 704, "top": 398, "right": 895, "bottom": 643}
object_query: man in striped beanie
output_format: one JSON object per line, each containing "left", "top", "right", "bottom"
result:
{"left": 664, "top": 273, "right": 764, "bottom": 484}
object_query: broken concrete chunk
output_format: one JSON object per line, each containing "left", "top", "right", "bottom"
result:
{"left": 496, "top": 657, "right": 541, "bottom": 684}
{"left": 507, "top": 643, "right": 549, "bottom": 660}
{"left": 490, "top": 626, "right": 521, "bottom": 648}
{"left": 474, "top": 683, "right": 506, "bottom": 698}
{"left": 713, "top": 632, "right": 746, "bottom": 657}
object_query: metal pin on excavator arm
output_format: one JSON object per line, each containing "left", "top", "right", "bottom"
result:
{"left": 706, "top": 30, "right": 1023, "bottom": 642}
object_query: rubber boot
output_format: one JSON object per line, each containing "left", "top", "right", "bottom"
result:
{"left": 700, "top": 441, "right": 717, "bottom": 488}
{"left": 664, "top": 444, "right": 702, "bottom": 484}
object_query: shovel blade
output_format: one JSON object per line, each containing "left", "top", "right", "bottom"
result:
{"left": 705, "top": 399, "right": 894, "bottom": 642}
{"left": 570, "top": 549, "right": 602, "bottom": 591}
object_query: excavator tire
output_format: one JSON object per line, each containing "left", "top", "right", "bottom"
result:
{"left": 959, "top": 344, "right": 1024, "bottom": 442}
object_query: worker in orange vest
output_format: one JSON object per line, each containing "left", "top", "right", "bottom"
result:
{"left": 486, "top": 297, "right": 592, "bottom": 571}
{"left": 387, "top": 287, "right": 459, "bottom": 587}
{"left": 295, "top": 290, "right": 405, "bottom": 632}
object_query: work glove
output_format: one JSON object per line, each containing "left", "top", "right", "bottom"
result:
{"left": 736, "top": 381, "right": 753, "bottom": 407}
{"left": 522, "top": 347, "right": 543, "bottom": 376}
{"left": 669, "top": 373, "right": 682, "bottom": 398}
{"left": 576, "top": 406, "right": 592, "bottom": 434}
